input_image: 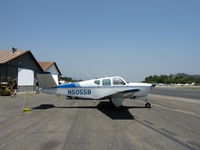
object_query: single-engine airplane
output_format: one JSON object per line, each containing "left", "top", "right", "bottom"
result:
{"left": 37, "top": 73, "right": 154, "bottom": 108}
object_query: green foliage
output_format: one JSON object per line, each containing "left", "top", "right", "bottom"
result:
{"left": 60, "top": 76, "right": 77, "bottom": 82}
{"left": 144, "top": 73, "right": 200, "bottom": 85}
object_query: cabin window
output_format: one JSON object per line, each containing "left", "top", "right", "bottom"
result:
{"left": 94, "top": 80, "right": 100, "bottom": 85}
{"left": 102, "top": 79, "right": 111, "bottom": 86}
{"left": 113, "top": 77, "right": 126, "bottom": 85}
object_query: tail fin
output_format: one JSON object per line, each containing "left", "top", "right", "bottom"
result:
{"left": 36, "top": 73, "right": 57, "bottom": 88}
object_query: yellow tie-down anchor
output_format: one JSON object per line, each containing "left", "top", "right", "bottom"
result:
{"left": 22, "top": 92, "right": 31, "bottom": 113}
{"left": 23, "top": 107, "right": 31, "bottom": 113}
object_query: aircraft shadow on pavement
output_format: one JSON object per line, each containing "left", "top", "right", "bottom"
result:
{"left": 32, "top": 102, "right": 146, "bottom": 120}
{"left": 96, "top": 101, "right": 135, "bottom": 120}
{"left": 33, "top": 104, "right": 56, "bottom": 109}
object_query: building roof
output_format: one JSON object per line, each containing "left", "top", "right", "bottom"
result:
{"left": 39, "top": 62, "right": 62, "bottom": 75}
{"left": 0, "top": 50, "right": 43, "bottom": 71}
{"left": 38, "top": 62, "right": 54, "bottom": 71}
{"left": 0, "top": 50, "right": 29, "bottom": 64}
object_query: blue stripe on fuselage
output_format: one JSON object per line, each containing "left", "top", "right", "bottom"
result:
{"left": 57, "top": 83, "right": 81, "bottom": 88}
{"left": 120, "top": 89, "right": 140, "bottom": 93}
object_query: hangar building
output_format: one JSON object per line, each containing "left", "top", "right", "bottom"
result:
{"left": 39, "top": 62, "right": 62, "bottom": 85}
{"left": 0, "top": 49, "right": 44, "bottom": 92}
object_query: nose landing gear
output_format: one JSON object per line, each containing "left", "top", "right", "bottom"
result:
{"left": 145, "top": 97, "right": 151, "bottom": 108}
{"left": 145, "top": 102, "right": 151, "bottom": 108}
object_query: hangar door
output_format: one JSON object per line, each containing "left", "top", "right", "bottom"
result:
{"left": 18, "top": 68, "right": 34, "bottom": 86}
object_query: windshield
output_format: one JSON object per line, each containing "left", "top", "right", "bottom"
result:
{"left": 113, "top": 77, "right": 126, "bottom": 85}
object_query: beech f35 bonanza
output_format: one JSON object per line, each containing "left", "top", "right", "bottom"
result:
{"left": 37, "top": 73, "right": 154, "bottom": 108}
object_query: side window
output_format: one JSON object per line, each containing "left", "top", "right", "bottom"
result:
{"left": 113, "top": 77, "right": 126, "bottom": 85}
{"left": 94, "top": 80, "right": 100, "bottom": 85}
{"left": 102, "top": 79, "right": 111, "bottom": 86}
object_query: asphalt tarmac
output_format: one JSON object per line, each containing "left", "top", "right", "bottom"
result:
{"left": 151, "top": 87, "right": 200, "bottom": 99}
{"left": 0, "top": 89, "right": 199, "bottom": 150}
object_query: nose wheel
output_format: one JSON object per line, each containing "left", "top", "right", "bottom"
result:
{"left": 144, "top": 97, "right": 151, "bottom": 108}
{"left": 145, "top": 102, "right": 151, "bottom": 108}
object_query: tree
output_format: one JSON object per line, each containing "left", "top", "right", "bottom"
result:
{"left": 60, "top": 76, "right": 77, "bottom": 82}
{"left": 144, "top": 73, "right": 200, "bottom": 85}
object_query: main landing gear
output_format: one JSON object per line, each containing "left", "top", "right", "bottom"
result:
{"left": 145, "top": 97, "right": 151, "bottom": 108}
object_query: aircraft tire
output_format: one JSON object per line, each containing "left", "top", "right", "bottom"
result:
{"left": 145, "top": 103, "right": 151, "bottom": 108}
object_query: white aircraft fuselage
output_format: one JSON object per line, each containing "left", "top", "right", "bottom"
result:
{"left": 38, "top": 75, "right": 153, "bottom": 108}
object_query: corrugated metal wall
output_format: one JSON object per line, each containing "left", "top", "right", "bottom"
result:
{"left": 0, "top": 53, "right": 43, "bottom": 92}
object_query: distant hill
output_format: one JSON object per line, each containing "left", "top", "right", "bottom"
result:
{"left": 144, "top": 73, "right": 200, "bottom": 85}
{"left": 175, "top": 73, "right": 200, "bottom": 78}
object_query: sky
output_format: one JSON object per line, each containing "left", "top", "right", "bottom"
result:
{"left": 1, "top": 0, "right": 200, "bottom": 81}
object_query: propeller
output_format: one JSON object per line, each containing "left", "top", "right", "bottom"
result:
{"left": 152, "top": 83, "right": 156, "bottom": 87}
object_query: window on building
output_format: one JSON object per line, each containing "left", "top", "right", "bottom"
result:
{"left": 113, "top": 77, "right": 126, "bottom": 85}
{"left": 102, "top": 79, "right": 111, "bottom": 86}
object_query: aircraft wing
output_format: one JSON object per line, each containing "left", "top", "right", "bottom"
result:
{"left": 119, "top": 89, "right": 140, "bottom": 94}
{"left": 100, "top": 88, "right": 140, "bottom": 99}
{"left": 100, "top": 88, "right": 140, "bottom": 108}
